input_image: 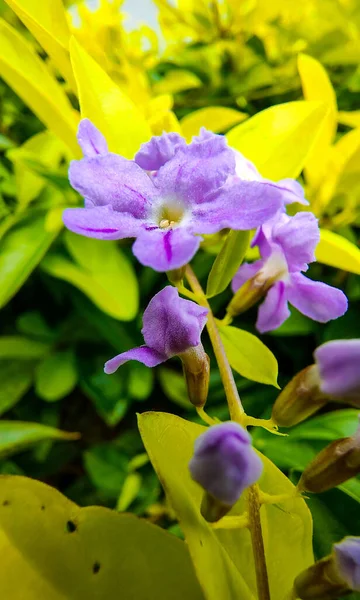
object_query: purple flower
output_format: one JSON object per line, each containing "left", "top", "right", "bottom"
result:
{"left": 334, "top": 537, "right": 360, "bottom": 591}
{"left": 64, "top": 120, "right": 288, "bottom": 272}
{"left": 104, "top": 285, "right": 208, "bottom": 374}
{"left": 232, "top": 210, "right": 348, "bottom": 333}
{"left": 314, "top": 339, "right": 360, "bottom": 402}
{"left": 189, "top": 422, "right": 263, "bottom": 506}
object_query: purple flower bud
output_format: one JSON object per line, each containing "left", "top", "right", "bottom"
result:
{"left": 334, "top": 537, "right": 360, "bottom": 591}
{"left": 189, "top": 422, "right": 263, "bottom": 520}
{"left": 315, "top": 339, "right": 360, "bottom": 403}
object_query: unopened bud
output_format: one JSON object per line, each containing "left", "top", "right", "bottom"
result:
{"left": 179, "top": 345, "right": 210, "bottom": 408}
{"left": 167, "top": 266, "right": 186, "bottom": 285}
{"left": 189, "top": 422, "right": 263, "bottom": 522}
{"left": 298, "top": 421, "right": 360, "bottom": 493}
{"left": 227, "top": 277, "right": 268, "bottom": 318}
{"left": 272, "top": 365, "right": 328, "bottom": 427}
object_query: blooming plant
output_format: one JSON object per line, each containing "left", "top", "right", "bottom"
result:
{"left": 1, "top": 2, "right": 360, "bottom": 600}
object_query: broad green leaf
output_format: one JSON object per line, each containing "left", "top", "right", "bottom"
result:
{"left": 298, "top": 54, "right": 337, "bottom": 189}
{"left": 42, "top": 234, "right": 138, "bottom": 321}
{"left": 0, "top": 212, "right": 62, "bottom": 309}
{"left": 291, "top": 409, "right": 360, "bottom": 442}
{"left": 70, "top": 37, "right": 151, "bottom": 158}
{"left": 0, "top": 360, "right": 36, "bottom": 416}
{"left": 0, "top": 475, "right": 204, "bottom": 600}
{"left": 316, "top": 229, "right": 360, "bottom": 275}
{"left": 226, "top": 101, "right": 328, "bottom": 180}
{"left": 206, "top": 230, "right": 250, "bottom": 298}
{"left": 35, "top": 351, "right": 78, "bottom": 402}
{"left": 138, "top": 412, "right": 313, "bottom": 600}
{"left": 180, "top": 107, "right": 247, "bottom": 142}
{"left": 218, "top": 324, "right": 279, "bottom": 387}
{"left": 0, "top": 19, "right": 78, "bottom": 155}
{"left": 338, "top": 110, "right": 360, "bottom": 129}
{"left": 0, "top": 336, "right": 50, "bottom": 359}
{"left": 8, "top": 131, "right": 67, "bottom": 207}
{"left": 128, "top": 363, "right": 154, "bottom": 400}
{"left": 84, "top": 444, "right": 129, "bottom": 497}
{"left": 0, "top": 423, "right": 79, "bottom": 459}
{"left": 4, "top": 0, "right": 76, "bottom": 90}
{"left": 158, "top": 368, "right": 191, "bottom": 408}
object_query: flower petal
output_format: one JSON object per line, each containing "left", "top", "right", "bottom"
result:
{"left": 274, "top": 178, "right": 308, "bottom": 205}
{"left": 141, "top": 286, "right": 208, "bottom": 356}
{"left": 63, "top": 205, "right": 143, "bottom": 240}
{"left": 104, "top": 346, "right": 166, "bottom": 374}
{"left": 191, "top": 179, "right": 284, "bottom": 234}
{"left": 134, "top": 132, "right": 186, "bottom": 170}
{"left": 132, "top": 226, "right": 201, "bottom": 272}
{"left": 287, "top": 273, "right": 348, "bottom": 322}
{"left": 77, "top": 119, "right": 108, "bottom": 157}
{"left": 271, "top": 211, "right": 319, "bottom": 272}
{"left": 69, "top": 153, "right": 158, "bottom": 217}
{"left": 256, "top": 281, "right": 290, "bottom": 333}
{"left": 314, "top": 339, "right": 360, "bottom": 399}
{"left": 231, "top": 260, "right": 264, "bottom": 293}
{"left": 154, "top": 130, "right": 236, "bottom": 206}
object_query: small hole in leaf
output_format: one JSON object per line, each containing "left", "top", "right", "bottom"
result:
{"left": 199, "top": 539, "right": 203, "bottom": 547}
{"left": 41, "top": 505, "right": 45, "bottom": 510}
{"left": 2, "top": 500, "right": 10, "bottom": 506}
{"left": 92, "top": 562, "right": 101, "bottom": 574}
{"left": 66, "top": 520, "right": 77, "bottom": 533}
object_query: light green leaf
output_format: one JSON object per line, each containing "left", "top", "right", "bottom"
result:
{"left": 138, "top": 412, "right": 313, "bottom": 600}
{"left": 218, "top": 324, "right": 279, "bottom": 387}
{"left": 158, "top": 368, "right": 190, "bottom": 408}
{"left": 70, "top": 37, "right": 151, "bottom": 158}
{"left": 0, "top": 19, "right": 78, "bottom": 156}
{"left": 316, "top": 228, "right": 360, "bottom": 275}
{"left": 42, "top": 234, "right": 138, "bottom": 321}
{"left": 206, "top": 230, "right": 250, "bottom": 298}
{"left": 0, "top": 360, "right": 36, "bottom": 416}
{"left": 0, "top": 423, "right": 79, "bottom": 459}
{"left": 0, "top": 475, "right": 204, "bottom": 600}
{"left": 180, "top": 107, "right": 247, "bottom": 142}
{"left": 35, "top": 351, "right": 78, "bottom": 402}
{"left": 0, "top": 336, "right": 50, "bottom": 359}
{"left": 226, "top": 101, "right": 328, "bottom": 180}
{"left": 117, "top": 473, "right": 142, "bottom": 511}
{"left": 0, "top": 212, "right": 62, "bottom": 308}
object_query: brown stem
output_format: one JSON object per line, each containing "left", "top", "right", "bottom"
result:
{"left": 184, "top": 265, "right": 244, "bottom": 422}
{"left": 248, "top": 485, "right": 271, "bottom": 600}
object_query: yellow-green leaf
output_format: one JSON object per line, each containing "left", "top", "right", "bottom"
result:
{"left": 218, "top": 324, "right": 279, "bottom": 387}
{"left": 0, "top": 475, "right": 204, "bottom": 600}
{"left": 70, "top": 37, "right": 151, "bottom": 158}
{"left": 0, "top": 212, "right": 62, "bottom": 309}
{"left": 35, "top": 351, "right": 78, "bottom": 402}
{"left": 338, "top": 110, "right": 360, "bottom": 129}
{"left": 298, "top": 54, "right": 337, "bottom": 189}
{"left": 0, "top": 361, "right": 36, "bottom": 416}
{"left": 181, "top": 107, "right": 247, "bottom": 142}
{"left": 0, "top": 424, "right": 79, "bottom": 459}
{"left": 4, "top": 0, "right": 76, "bottom": 91}
{"left": 153, "top": 70, "right": 202, "bottom": 95}
{"left": 206, "top": 230, "right": 250, "bottom": 298}
{"left": 0, "top": 19, "right": 78, "bottom": 155}
{"left": 316, "top": 229, "right": 360, "bottom": 275}
{"left": 138, "top": 412, "right": 313, "bottom": 600}
{"left": 226, "top": 101, "right": 328, "bottom": 180}
{"left": 41, "top": 234, "right": 138, "bottom": 321}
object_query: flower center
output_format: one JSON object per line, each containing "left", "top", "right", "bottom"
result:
{"left": 155, "top": 202, "right": 186, "bottom": 230}
{"left": 255, "top": 249, "right": 289, "bottom": 287}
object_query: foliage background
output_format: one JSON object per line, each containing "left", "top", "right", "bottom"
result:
{"left": 0, "top": 0, "right": 360, "bottom": 589}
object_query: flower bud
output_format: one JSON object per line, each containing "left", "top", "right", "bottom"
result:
{"left": 227, "top": 277, "right": 267, "bottom": 319}
{"left": 294, "top": 537, "right": 360, "bottom": 599}
{"left": 271, "top": 365, "right": 328, "bottom": 427}
{"left": 315, "top": 339, "right": 360, "bottom": 406}
{"left": 298, "top": 421, "right": 360, "bottom": 493}
{"left": 189, "top": 422, "right": 263, "bottom": 522}
{"left": 179, "top": 345, "right": 210, "bottom": 408}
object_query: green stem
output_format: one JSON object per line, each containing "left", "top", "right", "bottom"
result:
{"left": 248, "top": 485, "right": 271, "bottom": 600}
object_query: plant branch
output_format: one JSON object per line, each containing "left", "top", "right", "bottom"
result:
{"left": 248, "top": 485, "right": 271, "bottom": 600}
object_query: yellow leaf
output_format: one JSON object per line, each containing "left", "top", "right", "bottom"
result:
{"left": 316, "top": 229, "right": 360, "bottom": 275}
{"left": 226, "top": 101, "right": 328, "bottom": 180}
{"left": 4, "top": 0, "right": 76, "bottom": 91}
{"left": 181, "top": 107, "right": 247, "bottom": 142}
{"left": 70, "top": 37, "right": 151, "bottom": 158}
{"left": 138, "top": 412, "right": 313, "bottom": 600}
{"left": 153, "top": 70, "right": 202, "bottom": 95}
{"left": 338, "top": 110, "right": 360, "bottom": 129}
{"left": 0, "top": 19, "right": 78, "bottom": 155}
{"left": 298, "top": 54, "right": 337, "bottom": 189}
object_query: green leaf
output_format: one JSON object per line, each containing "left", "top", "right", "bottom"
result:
{"left": 138, "top": 412, "right": 313, "bottom": 600}
{"left": 180, "top": 107, "right": 247, "bottom": 142}
{"left": 0, "top": 336, "right": 50, "bottom": 359}
{"left": 0, "top": 211, "right": 61, "bottom": 308}
{"left": 218, "top": 324, "right": 279, "bottom": 387}
{"left": 35, "top": 351, "right": 78, "bottom": 402}
{"left": 316, "top": 228, "right": 360, "bottom": 275}
{"left": 291, "top": 409, "right": 360, "bottom": 442}
{"left": 128, "top": 363, "right": 154, "bottom": 400}
{"left": 206, "top": 230, "right": 250, "bottom": 298}
{"left": 226, "top": 101, "right": 328, "bottom": 180}
{"left": 0, "top": 423, "right": 79, "bottom": 459}
{"left": 158, "top": 368, "right": 191, "bottom": 408}
{"left": 0, "top": 475, "right": 204, "bottom": 600}
{"left": 0, "top": 360, "right": 36, "bottom": 416}
{"left": 116, "top": 472, "right": 142, "bottom": 511}
{"left": 42, "top": 235, "right": 138, "bottom": 321}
